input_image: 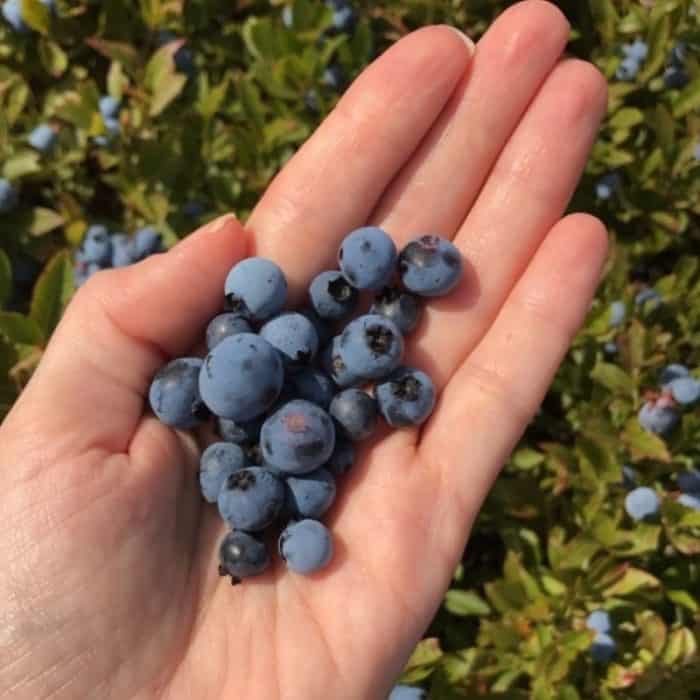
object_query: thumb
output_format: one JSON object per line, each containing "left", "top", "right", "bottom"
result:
{"left": 4, "top": 214, "right": 249, "bottom": 455}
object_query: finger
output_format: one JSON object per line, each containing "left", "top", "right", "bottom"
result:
{"left": 422, "top": 214, "right": 607, "bottom": 554}
{"left": 401, "top": 58, "right": 608, "bottom": 392}
{"left": 372, "top": 0, "right": 571, "bottom": 239}
{"left": 247, "top": 25, "right": 474, "bottom": 300}
{"left": 6, "top": 215, "right": 248, "bottom": 454}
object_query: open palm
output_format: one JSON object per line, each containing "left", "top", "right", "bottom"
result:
{"left": 0, "top": 4, "right": 609, "bottom": 699}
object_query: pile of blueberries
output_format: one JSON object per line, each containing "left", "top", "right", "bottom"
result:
{"left": 147, "top": 227, "right": 463, "bottom": 582}
{"left": 74, "top": 225, "right": 163, "bottom": 287}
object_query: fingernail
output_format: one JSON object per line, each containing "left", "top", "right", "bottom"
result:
{"left": 448, "top": 26, "right": 475, "bottom": 53}
{"left": 205, "top": 213, "right": 238, "bottom": 234}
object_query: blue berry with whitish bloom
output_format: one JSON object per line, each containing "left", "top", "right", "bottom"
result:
{"left": 609, "top": 300, "right": 626, "bottom": 327}
{"left": 199, "top": 442, "right": 247, "bottom": 503}
{"left": 321, "top": 336, "right": 361, "bottom": 388}
{"left": 370, "top": 287, "right": 422, "bottom": 335}
{"left": 286, "top": 368, "right": 336, "bottom": 410}
{"left": 659, "top": 363, "right": 689, "bottom": 387}
{"left": 586, "top": 610, "right": 612, "bottom": 634}
{"left": 616, "top": 56, "right": 640, "bottom": 81}
{"left": 199, "top": 333, "right": 284, "bottom": 421}
{"left": 595, "top": 173, "right": 620, "bottom": 201}
{"left": 298, "top": 306, "right": 333, "bottom": 346}
{"left": 322, "top": 64, "right": 345, "bottom": 91}
{"left": 325, "top": 0, "right": 356, "bottom": 34}
{"left": 623, "top": 39, "right": 648, "bottom": 61}
{"left": 261, "top": 399, "right": 336, "bottom": 475}
{"left": 99, "top": 95, "right": 121, "bottom": 120}
{"left": 604, "top": 341, "right": 618, "bottom": 355}
{"left": 217, "top": 415, "right": 264, "bottom": 445}
{"left": 206, "top": 313, "right": 252, "bottom": 351}
{"left": 590, "top": 632, "right": 616, "bottom": 663}
{"left": 28, "top": 124, "right": 56, "bottom": 153}
{"left": 218, "top": 530, "right": 270, "bottom": 582}
{"left": 260, "top": 312, "right": 319, "bottom": 369}
{"left": 149, "top": 357, "right": 207, "bottom": 429}
{"left": 110, "top": 233, "right": 133, "bottom": 268}
{"left": 325, "top": 439, "right": 355, "bottom": 477}
{"left": 635, "top": 287, "right": 662, "bottom": 307}
{"left": 678, "top": 469, "right": 700, "bottom": 495}
{"left": 132, "top": 226, "right": 162, "bottom": 260}
{"left": 225, "top": 257, "right": 287, "bottom": 321}
{"left": 309, "top": 270, "right": 358, "bottom": 321}
{"left": 217, "top": 467, "right": 284, "bottom": 532}
{"left": 284, "top": 468, "right": 337, "bottom": 519}
{"left": 625, "top": 487, "right": 660, "bottom": 521}
{"left": 376, "top": 367, "right": 436, "bottom": 427}
{"left": 73, "top": 261, "right": 101, "bottom": 287}
{"left": 338, "top": 314, "right": 404, "bottom": 381}
{"left": 664, "top": 65, "right": 689, "bottom": 89}
{"left": 0, "top": 178, "right": 19, "bottom": 213}
{"left": 279, "top": 519, "right": 334, "bottom": 574}
{"left": 678, "top": 493, "right": 700, "bottom": 510}
{"left": 638, "top": 398, "right": 678, "bottom": 436}
{"left": 2, "top": 0, "right": 27, "bottom": 31}
{"left": 668, "top": 376, "right": 700, "bottom": 405}
{"left": 281, "top": 4, "right": 293, "bottom": 27}
{"left": 398, "top": 235, "right": 463, "bottom": 297}
{"left": 80, "top": 225, "right": 112, "bottom": 266}
{"left": 329, "top": 389, "right": 378, "bottom": 441}
{"left": 388, "top": 685, "right": 427, "bottom": 700}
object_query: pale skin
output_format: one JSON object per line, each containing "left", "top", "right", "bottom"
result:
{"left": 0, "top": 3, "right": 610, "bottom": 699}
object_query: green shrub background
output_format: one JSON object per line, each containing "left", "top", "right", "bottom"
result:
{"left": 1, "top": 0, "right": 700, "bottom": 697}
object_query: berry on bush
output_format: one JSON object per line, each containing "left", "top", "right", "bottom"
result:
{"left": 625, "top": 487, "right": 660, "bottom": 521}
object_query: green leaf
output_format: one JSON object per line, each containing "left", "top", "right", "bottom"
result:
{"left": 622, "top": 418, "right": 671, "bottom": 463}
{"left": 590, "top": 362, "right": 636, "bottom": 394}
{"left": 602, "top": 567, "right": 661, "bottom": 597}
{"left": 0, "top": 251, "right": 11, "bottom": 309}
{"left": 0, "top": 312, "right": 44, "bottom": 345}
{"left": 21, "top": 0, "right": 49, "bottom": 34}
{"left": 39, "top": 39, "right": 68, "bottom": 77}
{"left": 610, "top": 107, "right": 645, "bottom": 130}
{"left": 667, "top": 589, "right": 698, "bottom": 613}
{"left": 444, "top": 589, "right": 491, "bottom": 617}
{"left": 2, "top": 151, "right": 41, "bottom": 179}
{"left": 673, "top": 76, "right": 700, "bottom": 119}
{"left": 29, "top": 251, "right": 74, "bottom": 338}
{"left": 28, "top": 207, "right": 64, "bottom": 236}
{"left": 638, "top": 14, "right": 671, "bottom": 83}
{"left": 107, "top": 61, "right": 129, "bottom": 99}
{"left": 86, "top": 38, "right": 140, "bottom": 76}
{"left": 145, "top": 44, "right": 188, "bottom": 116}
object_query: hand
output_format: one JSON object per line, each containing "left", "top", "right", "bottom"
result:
{"left": 0, "top": 3, "right": 608, "bottom": 699}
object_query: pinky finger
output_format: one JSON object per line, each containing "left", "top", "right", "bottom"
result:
{"left": 420, "top": 214, "right": 608, "bottom": 541}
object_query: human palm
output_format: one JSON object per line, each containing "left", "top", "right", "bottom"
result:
{"left": 0, "top": 4, "right": 609, "bottom": 699}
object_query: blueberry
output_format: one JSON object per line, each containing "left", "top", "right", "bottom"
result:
{"left": 625, "top": 487, "right": 660, "bottom": 521}
{"left": 338, "top": 314, "right": 404, "bottom": 381}
{"left": 99, "top": 95, "right": 121, "bottom": 120}
{"left": 199, "top": 333, "right": 284, "bottom": 421}
{"left": 110, "top": 233, "right": 134, "bottom": 268}
{"left": 586, "top": 610, "right": 612, "bottom": 634}
{"left": 608, "top": 300, "right": 626, "bottom": 328}
{"left": 329, "top": 389, "right": 377, "bottom": 441}
{"left": 261, "top": 399, "right": 336, "bottom": 475}
{"left": 321, "top": 336, "right": 361, "bottom": 388}
{"left": 309, "top": 270, "right": 358, "bottom": 321}
{"left": 678, "top": 493, "right": 700, "bottom": 510}
{"left": 286, "top": 368, "right": 336, "bottom": 410}
{"left": 338, "top": 226, "right": 397, "bottom": 291}
{"left": 28, "top": 124, "right": 56, "bottom": 153}
{"left": 623, "top": 39, "right": 648, "bottom": 62}
{"left": 388, "top": 686, "right": 427, "bottom": 700}
{"left": 80, "top": 225, "right": 112, "bottom": 266}
{"left": 206, "top": 313, "right": 253, "bottom": 351}
{"left": 325, "top": 0, "right": 356, "bottom": 34}
{"left": 659, "top": 363, "right": 689, "bottom": 387}
{"left": 285, "top": 468, "right": 337, "bottom": 519}
{"left": 664, "top": 66, "right": 689, "bottom": 89}
{"left": 132, "top": 226, "right": 162, "bottom": 261}
{"left": 225, "top": 257, "right": 287, "bottom": 322}
{"left": 669, "top": 42, "right": 686, "bottom": 67}
{"left": 149, "top": 357, "right": 206, "bottom": 429}
{"left": 260, "top": 312, "right": 319, "bottom": 369}
{"left": 73, "top": 261, "right": 101, "bottom": 287}
{"left": 595, "top": 173, "right": 620, "bottom": 201}
{"left": 370, "top": 287, "right": 422, "bottom": 335}
{"left": 218, "top": 530, "right": 270, "bottom": 581}
{"left": 376, "top": 367, "right": 436, "bottom": 427}
{"left": 638, "top": 400, "right": 678, "bottom": 436}
{"left": 298, "top": 306, "right": 334, "bottom": 346}
{"left": 281, "top": 4, "right": 293, "bottom": 27}
{"left": 590, "top": 632, "right": 616, "bottom": 663}
{"left": 324, "top": 439, "right": 355, "bottom": 477}
{"left": 218, "top": 415, "right": 263, "bottom": 445}
{"left": 103, "top": 117, "right": 120, "bottom": 136}
{"left": 616, "top": 56, "right": 639, "bottom": 81}
{"left": 604, "top": 341, "right": 618, "bottom": 355}
{"left": 668, "top": 377, "right": 700, "bottom": 405}
{"left": 279, "top": 519, "right": 333, "bottom": 574}
{"left": 217, "top": 467, "right": 284, "bottom": 531}
{"left": 321, "top": 64, "right": 345, "bottom": 91}
{"left": 0, "top": 178, "right": 19, "bottom": 213}
{"left": 304, "top": 88, "right": 321, "bottom": 114}
{"left": 398, "top": 235, "right": 463, "bottom": 297}
{"left": 677, "top": 469, "right": 700, "bottom": 495}
{"left": 199, "top": 442, "right": 246, "bottom": 503}
{"left": 2, "top": 0, "right": 26, "bottom": 31}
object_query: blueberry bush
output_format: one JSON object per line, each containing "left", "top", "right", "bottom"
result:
{"left": 1, "top": 0, "right": 699, "bottom": 697}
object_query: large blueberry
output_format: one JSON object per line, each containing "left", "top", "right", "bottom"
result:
{"left": 624, "top": 487, "right": 660, "bottom": 522}
{"left": 398, "top": 235, "right": 463, "bottom": 297}
{"left": 225, "top": 257, "right": 287, "bottom": 321}
{"left": 261, "top": 399, "right": 336, "bottom": 474}
{"left": 260, "top": 312, "right": 319, "bottom": 369}
{"left": 638, "top": 400, "right": 678, "bottom": 436}
{"left": 199, "top": 442, "right": 246, "bottom": 503}
{"left": 321, "top": 336, "right": 361, "bottom": 388}
{"left": 80, "top": 225, "right": 112, "bottom": 266}
{"left": 218, "top": 530, "right": 270, "bottom": 581}
{"left": 376, "top": 367, "right": 436, "bottom": 427}
{"left": 206, "top": 313, "right": 253, "bottom": 351}
{"left": 217, "top": 467, "right": 284, "bottom": 531}
{"left": 309, "top": 270, "right": 358, "bottom": 321}
{"left": 286, "top": 368, "right": 336, "bottom": 410}
{"left": 110, "top": 233, "right": 134, "bottom": 268}
{"left": 285, "top": 468, "right": 336, "bottom": 519}
{"left": 149, "top": 357, "right": 207, "bottom": 429}
{"left": 199, "top": 333, "right": 284, "bottom": 421}
{"left": 370, "top": 287, "right": 422, "bottom": 335}
{"left": 329, "top": 389, "right": 378, "bottom": 441}
{"left": 338, "top": 314, "right": 404, "bottom": 381}
{"left": 279, "top": 519, "right": 334, "bottom": 574}
{"left": 338, "top": 226, "right": 397, "bottom": 291}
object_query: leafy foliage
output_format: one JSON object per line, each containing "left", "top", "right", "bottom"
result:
{"left": 0, "top": 0, "right": 699, "bottom": 697}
